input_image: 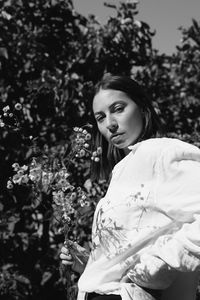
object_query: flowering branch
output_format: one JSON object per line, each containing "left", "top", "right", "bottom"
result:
{"left": 1, "top": 104, "right": 101, "bottom": 246}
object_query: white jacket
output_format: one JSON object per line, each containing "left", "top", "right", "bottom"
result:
{"left": 77, "top": 138, "right": 200, "bottom": 300}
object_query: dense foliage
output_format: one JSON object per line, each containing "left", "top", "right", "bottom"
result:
{"left": 0, "top": 0, "right": 200, "bottom": 299}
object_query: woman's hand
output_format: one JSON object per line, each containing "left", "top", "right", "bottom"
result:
{"left": 60, "top": 241, "right": 89, "bottom": 274}
{"left": 124, "top": 254, "right": 178, "bottom": 289}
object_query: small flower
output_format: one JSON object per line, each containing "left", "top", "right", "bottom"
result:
{"left": 53, "top": 190, "right": 65, "bottom": 205}
{"left": 93, "top": 157, "right": 100, "bottom": 162}
{"left": 92, "top": 151, "right": 97, "bottom": 157}
{"left": 57, "top": 178, "right": 70, "bottom": 188}
{"left": 29, "top": 167, "right": 42, "bottom": 182}
{"left": 77, "top": 137, "right": 85, "bottom": 145}
{"left": 85, "top": 133, "right": 91, "bottom": 140}
{"left": 84, "top": 143, "right": 89, "bottom": 148}
{"left": 97, "top": 147, "right": 102, "bottom": 154}
{"left": 17, "top": 170, "right": 24, "bottom": 176}
{"left": 41, "top": 172, "right": 53, "bottom": 187}
{"left": 63, "top": 213, "right": 71, "bottom": 222}
{"left": 91, "top": 147, "right": 101, "bottom": 162}
{"left": 21, "top": 165, "right": 28, "bottom": 171}
{"left": 81, "top": 194, "right": 87, "bottom": 201}
{"left": 7, "top": 180, "right": 13, "bottom": 189}
{"left": 14, "top": 103, "right": 22, "bottom": 110}
{"left": 12, "top": 163, "right": 20, "bottom": 170}
{"left": 58, "top": 169, "right": 69, "bottom": 178}
{"left": 12, "top": 174, "right": 23, "bottom": 184}
{"left": 21, "top": 174, "right": 29, "bottom": 184}
{"left": 2, "top": 105, "right": 10, "bottom": 113}
{"left": 79, "top": 199, "right": 86, "bottom": 207}
{"left": 68, "top": 207, "right": 75, "bottom": 214}
{"left": 79, "top": 149, "right": 85, "bottom": 157}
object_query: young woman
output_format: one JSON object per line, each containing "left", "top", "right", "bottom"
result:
{"left": 60, "top": 74, "right": 200, "bottom": 300}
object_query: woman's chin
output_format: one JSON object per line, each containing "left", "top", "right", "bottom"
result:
{"left": 112, "top": 141, "right": 125, "bottom": 149}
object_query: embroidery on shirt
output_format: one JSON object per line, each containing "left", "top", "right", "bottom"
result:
{"left": 91, "top": 206, "right": 128, "bottom": 256}
{"left": 91, "top": 183, "right": 153, "bottom": 259}
{"left": 124, "top": 183, "right": 150, "bottom": 231}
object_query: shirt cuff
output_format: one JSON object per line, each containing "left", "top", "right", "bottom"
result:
{"left": 153, "top": 235, "right": 200, "bottom": 272}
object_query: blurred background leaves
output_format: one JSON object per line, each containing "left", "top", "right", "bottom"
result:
{"left": 0, "top": 0, "right": 200, "bottom": 299}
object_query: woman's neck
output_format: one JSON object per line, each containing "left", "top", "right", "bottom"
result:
{"left": 123, "top": 147, "right": 132, "bottom": 156}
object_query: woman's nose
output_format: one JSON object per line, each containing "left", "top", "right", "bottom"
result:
{"left": 106, "top": 118, "right": 118, "bottom": 133}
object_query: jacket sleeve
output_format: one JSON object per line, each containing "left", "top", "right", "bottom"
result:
{"left": 152, "top": 142, "right": 200, "bottom": 272}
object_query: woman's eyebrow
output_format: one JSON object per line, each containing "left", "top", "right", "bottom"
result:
{"left": 94, "top": 111, "right": 103, "bottom": 117}
{"left": 94, "top": 101, "right": 126, "bottom": 116}
{"left": 109, "top": 101, "right": 126, "bottom": 110}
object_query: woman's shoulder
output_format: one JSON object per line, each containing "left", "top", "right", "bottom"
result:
{"left": 138, "top": 137, "right": 200, "bottom": 161}
{"left": 113, "top": 137, "right": 200, "bottom": 174}
{"left": 130, "top": 137, "right": 200, "bottom": 160}
{"left": 138, "top": 136, "right": 198, "bottom": 150}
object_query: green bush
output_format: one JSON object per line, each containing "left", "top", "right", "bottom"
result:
{"left": 0, "top": 0, "right": 200, "bottom": 299}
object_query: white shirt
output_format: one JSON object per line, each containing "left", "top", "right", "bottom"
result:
{"left": 77, "top": 138, "right": 200, "bottom": 300}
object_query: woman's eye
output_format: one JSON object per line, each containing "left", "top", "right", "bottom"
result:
{"left": 114, "top": 106, "right": 124, "bottom": 112}
{"left": 96, "top": 115, "right": 104, "bottom": 122}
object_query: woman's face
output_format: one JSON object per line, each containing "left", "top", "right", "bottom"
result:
{"left": 93, "top": 89, "right": 143, "bottom": 150}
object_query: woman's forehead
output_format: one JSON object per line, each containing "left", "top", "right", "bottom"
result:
{"left": 93, "top": 89, "right": 132, "bottom": 112}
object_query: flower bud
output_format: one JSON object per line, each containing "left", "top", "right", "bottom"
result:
{"left": 14, "top": 103, "right": 22, "bottom": 110}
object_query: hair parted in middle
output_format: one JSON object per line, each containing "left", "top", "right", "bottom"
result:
{"left": 90, "top": 73, "right": 163, "bottom": 181}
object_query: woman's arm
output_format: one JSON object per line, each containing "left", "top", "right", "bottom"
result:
{"left": 151, "top": 143, "right": 200, "bottom": 272}
{"left": 122, "top": 142, "right": 200, "bottom": 289}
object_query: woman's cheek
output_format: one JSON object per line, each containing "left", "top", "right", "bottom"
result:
{"left": 98, "top": 125, "right": 107, "bottom": 140}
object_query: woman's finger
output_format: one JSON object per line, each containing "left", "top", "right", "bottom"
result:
{"left": 60, "top": 246, "right": 70, "bottom": 255}
{"left": 60, "top": 253, "right": 72, "bottom": 260}
{"left": 61, "top": 260, "right": 73, "bottom": 266}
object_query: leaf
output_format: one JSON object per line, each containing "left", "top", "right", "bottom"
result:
{"left": 0, "top": 202, "right": 4, "bottom": 211}
{"left": 0, "top": 47, "right": 8, "bottom": 59}
{"left": 1, "top": 11, "right": 12, "bottom": 20}
{"left": 7, "top": 215, "right": 20, "bottom": 233}
{"left": 84, "top": 178, "right": 92, "bottom": 192}
{"left": 16, "top": 274, "right": 31, "bottom": 285}
{"left": 41, "top": 271, "right": 53, "bottom": 286}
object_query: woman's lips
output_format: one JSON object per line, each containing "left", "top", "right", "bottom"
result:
{"left": 110, "top": 133, "right": 124, "bottom": 142}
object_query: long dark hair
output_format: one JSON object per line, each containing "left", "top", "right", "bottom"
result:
{"left": 90, "top": 73, "right": 163, "bottom": 181}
